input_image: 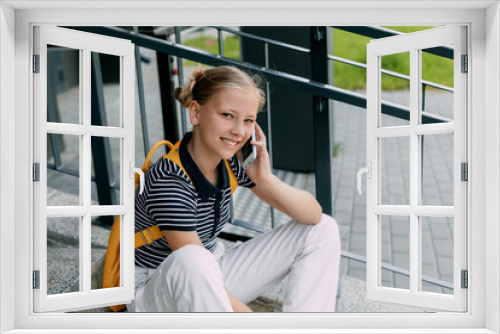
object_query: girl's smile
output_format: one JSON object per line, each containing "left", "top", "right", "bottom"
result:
{"left": 221, "top": 137, "right": 239, "bottom": 147}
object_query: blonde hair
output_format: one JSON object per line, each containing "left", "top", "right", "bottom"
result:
{"left": 174, "top": 66, "right": 266, "bottom": 110}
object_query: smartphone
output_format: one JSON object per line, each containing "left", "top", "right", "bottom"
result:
{"left": 241, "top": 124, "right": 257, "bottom": 169}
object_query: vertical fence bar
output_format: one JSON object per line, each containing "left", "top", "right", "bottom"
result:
{"left": 46, "top": 76, "right": 63, "bottom": 169}
{"left": 90, "top": 52, "right": 116, "bottom": 214}
{"left": 133, "top": 26, "right": 150, "bottom": 157}
{"left": 218, "top": 28, "right": 224, "bottom": 56}
{"left": 156, "top": 50, "right": 178, "bottom": 143}
{"left": 310, "top": 26, "right": 333, "bottom": 215}
{"left": 264, "top": 42, "right": 276, "bottom": 229}
{"left": 175, "top": 27, "right": 188, "bottom": 136}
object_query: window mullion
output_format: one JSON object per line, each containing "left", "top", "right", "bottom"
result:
{"left": 409, "top": 47, "right": 420, "bottom": 294}
{"left": 82, "top": 48, "right": 91, "bottom": 209}
{"left": 81, "top": 48, "right": 92, "bottom": 295}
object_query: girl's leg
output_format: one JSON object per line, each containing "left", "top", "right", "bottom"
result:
{"left": 219, "top": 214, "right": 341, "bottom": 312}
{"left": 134, "top": 244, "right": 232, "bottom": 312}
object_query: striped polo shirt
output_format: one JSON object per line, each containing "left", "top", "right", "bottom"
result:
{"left": 134, "top": 132, "right": 255, "bottom": 269}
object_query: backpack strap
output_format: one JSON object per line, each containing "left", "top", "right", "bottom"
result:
{"left": 224, "top": 160, "right": 238, "bottom": 195}
{"left": 163, "top": 140, "right": 193, "bottom": 185}
{"left": 135, "top": 225, "right": 164, "bottom": 248}
{"left": 135, "top": 140, "right": 174, "bottom": 190}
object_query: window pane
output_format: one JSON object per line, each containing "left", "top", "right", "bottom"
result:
{"left": 91, "top": 215, "right": 115, "bottom": 291}
{"left": 380, "top": 136, "right": 410, "bottom": 205}
{"left": 91, "top": 137, "right": 121, "bottom": 206}
{"left": 421, "top": 134, "right": 454, "bottom": 206}
{"left": 421, "top": 216, "right": 454, "bottom": 295}
{"left": 47, "top": 45, "right": 80, "bottom": 124}
{"left": 380, "top": 215, "right": 410, "bottom": 290}
{"left": 47, "top": 134, "right": 80, "bottom": 206}
{"left": 421, "top": 46, "right": 454, "bottom": 124}
{"left": 47, "top": 217, "right": 81, "bottom": 295}
{"left": 91, "top": 52, "right": 121, "bottom": 128}
{"left": 380, "top": 52, "right": 410, "bottom": 127}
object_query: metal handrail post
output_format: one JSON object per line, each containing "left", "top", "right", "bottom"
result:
{"left": 311, "top": 26, "right": 333, "bottom": 216}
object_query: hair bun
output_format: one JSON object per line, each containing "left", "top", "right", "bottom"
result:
{"left": 174, "top": 68, "right": 205, "bottom": 107}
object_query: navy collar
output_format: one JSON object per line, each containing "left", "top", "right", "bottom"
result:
{"left": 179, "top": 132, "right": 230, "bottom": 201}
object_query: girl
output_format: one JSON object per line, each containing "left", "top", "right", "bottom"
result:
{"left": 128, "top": 66, "right": 341, "bottom": 312}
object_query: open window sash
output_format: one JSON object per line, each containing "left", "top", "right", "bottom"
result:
{"left": 365, "top": 26, "right": 467, "bottom": 312}
{"left": 33, "top": 26, "right": 136, "bottom": 312}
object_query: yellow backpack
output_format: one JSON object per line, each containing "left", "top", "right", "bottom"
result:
{"left": 102, "top": 139, "right": 238, "bottom": 312}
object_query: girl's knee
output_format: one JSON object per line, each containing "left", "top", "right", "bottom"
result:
{"left": 314, "top": 214, "right": 341, "bottom": 253}
{"left": 169, "top": 244, "right": 219, "bottom": 276}
{"left": 318, "top": 214, "right": 339, "bottom": 238}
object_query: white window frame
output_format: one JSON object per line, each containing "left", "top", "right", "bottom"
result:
{"left": 32, "top": 26, "right": 136, "bottom": 313}
{"left": 0, "top": 1, "right": 499, "bottom": 333}
{"left": 365, "top": 25, "right": 467, "bottom": 312}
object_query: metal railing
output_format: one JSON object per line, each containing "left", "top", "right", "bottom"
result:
{"left": 50, "top": 25, "right": 454, "bottom": 291}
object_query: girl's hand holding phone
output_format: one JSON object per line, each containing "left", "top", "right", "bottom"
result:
{"left": 243, "top": 123, "right": 273, "bottom": 186}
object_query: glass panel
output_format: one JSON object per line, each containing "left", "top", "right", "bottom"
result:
{"left": 421, "top": 46, "right": 454, "bottom": 124}
{"left": 91, "top": 215, "right": 115, "bottom": 290}
{"left": 47, "top": 134, "right": 80, "bottom": 206}
{"left": 421, "top": 216, "right": 454, "bottom": 295}
{"left": 380, "top": 52, "right": 410, "bottom": 127}
{"left": 380, "top": 136, "right": 410, "bottom": 205}
{"left": 91, "top": 52, "right": 121, "bottom": 128}
{"left": 421, "top": 134, "right": 454, "bottom": 206}
{"left": 91, "top": 137, "right": 121, "bottom": 205}
{"left": 47, "top": 217, "right": 81, "bottom": 295}
{"left": 380, "top": 215, "right": 410, "bottom": 290}
{"left": 47, "top": 45, "right": 80, "bottom": 124}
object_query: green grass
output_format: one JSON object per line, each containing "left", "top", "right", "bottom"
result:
{"left": 333, "top": 26, "right": 454, "bottom": 90}
{"left": 182, "top": 27, "right": 454, "bottom": 91}
{"left": 182, "top": 34, "right": 241, "bottom": 67}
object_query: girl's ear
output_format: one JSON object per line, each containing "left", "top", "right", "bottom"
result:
{"left": 189, "top": 100, "right": 201, "bottom": 126}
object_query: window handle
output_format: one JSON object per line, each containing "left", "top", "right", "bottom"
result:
{"left": 130, "top": 162, "right": 145, "bottom": 195}
{"left": 357, "top": 162, "right": 372, "bottom": 195}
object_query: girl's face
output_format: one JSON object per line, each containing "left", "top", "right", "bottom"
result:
{"left": 189, "top": 87, "right": 259, "bottom": 161}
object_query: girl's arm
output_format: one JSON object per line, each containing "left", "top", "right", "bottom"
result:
{"left": 245, "top": 123, "right": 323, "bottom": 225}
{"left": 251, "top": 174, "right": 322, "bottom": 225}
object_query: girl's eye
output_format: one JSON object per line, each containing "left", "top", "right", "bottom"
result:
{"left": 245, "top": 119, "right": 255, "bottom": 123}
{"left": 222, "top": 113, "right": 232, "bottom": 118}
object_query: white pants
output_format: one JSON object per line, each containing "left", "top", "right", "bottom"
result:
{"left": 128, "top": 214, "right": 341, "bottom": 312}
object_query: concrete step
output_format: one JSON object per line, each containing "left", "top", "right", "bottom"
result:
{"left": 47, "top": 187, "right": 109, "bottom": 296}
